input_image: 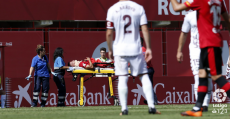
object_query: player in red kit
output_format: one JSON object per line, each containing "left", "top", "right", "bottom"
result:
{"left": 69, "top": 57, "right": 95, "bottom": 69}
{"left": 170, "top": 0, "right": 230, "bottom": 117}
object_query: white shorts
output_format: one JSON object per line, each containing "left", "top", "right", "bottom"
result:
{"left": 190, "top": 57, "right": 199, "bottom": 76}
{"left": 114, "top": 54, "right": 148, "bottom": 76}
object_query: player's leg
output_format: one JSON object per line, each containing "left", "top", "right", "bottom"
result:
{"left": 190, "top": 56, "right": 212, "bottom": 112}
{"left": 190, "top": 58, "right": 199, "bottom": 100}
{"left": 130, "top": 54, "right": 160, "bottom": 114}
{"left": 194, "top": 75, "right": 199, "bottom": 99}
{"left": 181, "top": 48, "right": 209, "bottom": 116}
{"left": 202, "top": 78, "right": 212, "bottom": 111}
{"left": 114, "top": 56, "right": 129, "bottom": 115}
{"left": 144, "top": 67, "right": 158, "bottom": 105}
{"left": 32, "top": 76, "right": 41, "bottom": 107}
{"left": 195, "top": 69, "right": 208, "bottom": 110}
{"left": 41, "top": 77, "right": 50, "bottom": 107}
{"left": 210, "top": 47, "right": 230, "bottom": 97}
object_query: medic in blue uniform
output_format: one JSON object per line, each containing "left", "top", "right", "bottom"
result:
{"left": 53, "top": 47, "right": 74, "bottom": 107}
{"left": 26, "top": 45, "right": 58, "bottom": 107}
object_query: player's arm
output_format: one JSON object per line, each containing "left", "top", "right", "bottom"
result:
{"left": 141, "top": 24, "right": 152, "bottom": 62}
{"left": 85, "top": 57, "right": 94, "bottom": 69}
{"left": 170, "top": 0, "right": 188, "bottom": 12}
{"left": 177, "top": 32, "right": 188, "bottom": 63}
{"left": 106, "top": 29, "right": 114, "bottom": 61}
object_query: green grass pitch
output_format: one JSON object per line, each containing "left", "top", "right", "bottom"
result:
{"left": 0, "top": 104, "right": 229, "bottom": 119}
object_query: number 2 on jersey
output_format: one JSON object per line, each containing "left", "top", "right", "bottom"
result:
{"left": 210, "top": 5, "right": 221, "bottom": 27}
{"left": 123, "top": 15, "right": 132, "bottom": 34}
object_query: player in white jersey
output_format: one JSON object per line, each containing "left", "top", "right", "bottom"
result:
{"left": 177, "top": 11, "right": 212, "bottom": 112}
{"left": 106, "top": 0, "right": 160, "bottom": 115}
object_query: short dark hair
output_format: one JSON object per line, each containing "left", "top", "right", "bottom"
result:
{"left": 140, "top": 37, "right": 144, "bottom": 46}
{"left": 100, "top": 47, "right": 106, "bottom": 52}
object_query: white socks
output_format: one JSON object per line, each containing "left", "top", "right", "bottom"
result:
{"left": 194, "top": 75, "right": 199, "bottom": 100}
{"left": 118, "top": 74, "right": 155, "bottom": 111}
{"left": 139, "top": 74, "right": 155, "bottom": 108}
{"left": 194, "top": 75, "right": 212, "bottom": 106}
{"left": 118, "top": 76, "right": 128, "bottom": 111}
{"left": 1, "top": 95, "right": 6, "bottom": 108}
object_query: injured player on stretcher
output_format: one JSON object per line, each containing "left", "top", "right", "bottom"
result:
{"left": 69, "top": 57, "right": 95, "bottom": 69}
{"left": 69, "top": 57, "right": 114, "bottom": 70}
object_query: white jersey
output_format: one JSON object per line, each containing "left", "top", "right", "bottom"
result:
{"left": 181, "top": 11, "right": 200, "bottom": 58}
{"left": 106, "top": 0, "right": 148, "bottom": 56}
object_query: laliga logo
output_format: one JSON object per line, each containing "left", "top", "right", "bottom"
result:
{"left": 213, "top": 89, "right": 227, "bottom": 103}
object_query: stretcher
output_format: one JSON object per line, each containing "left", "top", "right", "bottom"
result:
{"left": 68, "top": 63, "right": 131, "bottom": 107}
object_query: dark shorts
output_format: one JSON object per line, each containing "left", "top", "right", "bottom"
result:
{"left": 199, "top": 47, "right": 222, "bottom": 75}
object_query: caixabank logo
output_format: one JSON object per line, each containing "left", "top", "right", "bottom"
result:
{"left": 12, "top": 82, "right": 32, "bottom": 108}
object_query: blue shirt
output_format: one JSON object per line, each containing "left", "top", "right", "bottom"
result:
{"left": 54, "top": 57, "right": 65, "bottom": 69}
{"left": 31, "top": 55, "right": 50, "bottom": 77}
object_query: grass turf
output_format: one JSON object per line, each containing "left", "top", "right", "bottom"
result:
{"left": 0, "top": 104, "right": 229, "bottom": 119}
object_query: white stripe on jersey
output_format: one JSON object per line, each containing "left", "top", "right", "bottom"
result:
{"left": 106, "top": 1, "right": 147, "bottom": 56}
{"left": 181, "top": 11, "right": 200, "bottom": 57}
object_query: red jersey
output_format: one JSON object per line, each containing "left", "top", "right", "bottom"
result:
{"left": 142, "top": 47, "right": 153, "bottom": 68}
{"left": 79, "top": 58, "right": 95, "bottom": 68}
{"left": 184, "top": 0, "right": 227, "bottom": 48}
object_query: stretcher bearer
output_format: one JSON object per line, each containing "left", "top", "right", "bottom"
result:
{"left": 53, "top": 47, "right": 75, "bottom": 107}
{"left": 95, "top": 47, "right": 112, "bottom": 67}
{"left": 26, "top": 45, "right": 58, "bottom": 107}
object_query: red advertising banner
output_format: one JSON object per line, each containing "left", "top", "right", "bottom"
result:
{"left": 0, "top": 0, "right": 228, "bottom": 21}
{"left": 6, "top": 76, "right": 230, "bottom": 108}
{"left": 3, "top": 31, "right": 229, "bottom": 108}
